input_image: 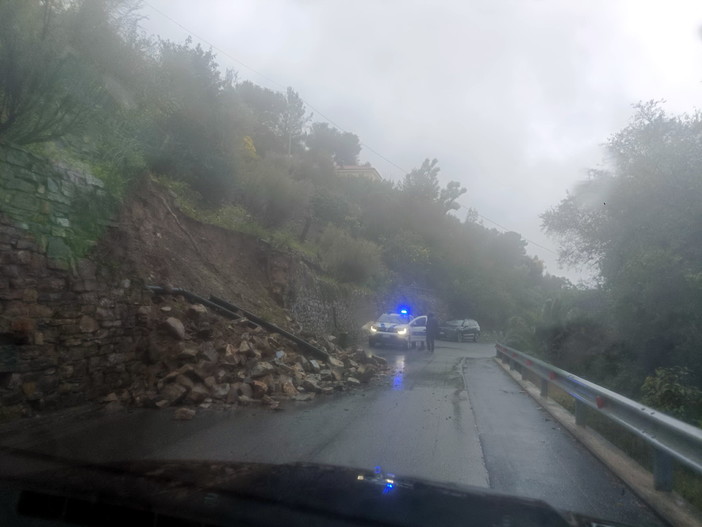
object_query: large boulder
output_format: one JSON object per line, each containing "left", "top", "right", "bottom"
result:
{"left": 186, "top": 384, "right": 209, "bottom": 404}
{"left": 302, "top": 378, "right": 321, "bottom": 393}
{"left": 163, "top": 317, "right": 186, "bottom": 340}
{"left": 250, "top": 361, "right": 275, "bottom": 378}
{"left": 211, "top": 383, "right": 231, "bottom": 400}
{"left": 250, "top": 380, "right": 268, "bottom": 399}
{"left": 160, "top": 383, "right": 187, "bottom": 405}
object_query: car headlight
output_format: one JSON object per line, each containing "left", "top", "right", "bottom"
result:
{"left": 370, "top": 326, "right": 378, "bottom": 333}
{"left": 396, "top": 328, "right": 407, "bottom": 335}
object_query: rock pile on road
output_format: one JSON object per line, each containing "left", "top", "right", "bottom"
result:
{"left": 102, "top": 294, "right": 387, "bottom": 418}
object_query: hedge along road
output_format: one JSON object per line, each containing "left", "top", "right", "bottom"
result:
{"left": 0, "top": 341, "right": 665, "bottom": 526}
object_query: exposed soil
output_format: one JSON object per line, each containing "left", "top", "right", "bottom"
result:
{"left": 96, "top": 180, "right": 288, "bottom": 324}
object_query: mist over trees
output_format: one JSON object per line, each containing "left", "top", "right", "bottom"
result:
{"left": 542, "top": 102, "right": 702, "bottom": 422}
{"left": 0, "top": 0, "right": 108, "bottom": 144}
{"left": 0, "top": 0, "right": 563, "bottom": 333}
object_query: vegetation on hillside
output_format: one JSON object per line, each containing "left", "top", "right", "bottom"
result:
{"left": 0, "top": 0, "right": 563, "bottom": 322}
{"left": 2, "top": 1, "right": 700, "bottom": 422}
{"left": 541, "top": 102, "right": 702, "bottom": 424}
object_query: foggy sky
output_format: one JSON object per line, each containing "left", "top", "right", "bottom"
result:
{"left": 140, "top": 0, "right": 702, "bottom": 283}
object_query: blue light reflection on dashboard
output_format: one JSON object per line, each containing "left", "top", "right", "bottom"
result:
{"left": 365, "top": 466, "right": 397, "bottom": 495}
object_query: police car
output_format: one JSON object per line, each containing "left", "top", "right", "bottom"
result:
{"left": 368, "top": 309, "right": 428, "bottom": 349}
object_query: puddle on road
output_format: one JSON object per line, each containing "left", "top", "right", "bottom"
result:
{"left": 391, "top": 356, "right": 405, "bottom": 390}
{"left": 381, "top": 352, "right": 467, "bottom": 392}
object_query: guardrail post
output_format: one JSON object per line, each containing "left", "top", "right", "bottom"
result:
{"left": 495, "top": 342, "right": 702, "bottom": 489}
{"left": 521, "top": 365, "right": 527, "bottom": 381}
{"left": 575, "top": 400, "right": 587, "bottom": 426}
{"left": 540, "top": 378, "right": 548, "bottom": 398}
{"left": 653, "top": 449, "right": 674, "bottom": 491}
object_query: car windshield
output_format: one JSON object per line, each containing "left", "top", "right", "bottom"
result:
{"left": 0, "top": 2, "right": 699, "bottom": 527}
{"left": 377, "top": 314, "right": 408, "bottom": 324}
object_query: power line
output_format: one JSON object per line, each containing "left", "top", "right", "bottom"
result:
{"left": 144, "top": 1, "right": 410, "bottom": 177}
{"left": 143, "top": 1, "right": 288, "bottom": 93}
{"left": 476, "top": 215, "right": 558, "bottom": 255}
{"left": 141, "top": 1, "right": 559, "bottom": 258}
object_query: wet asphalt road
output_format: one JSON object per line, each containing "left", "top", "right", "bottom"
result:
{"left": 0, "top": 340, "right": 665, "bottom": 526}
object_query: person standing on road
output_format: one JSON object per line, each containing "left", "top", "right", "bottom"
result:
{"left": 426, "top": 313, "right": 439, "bottom": 353}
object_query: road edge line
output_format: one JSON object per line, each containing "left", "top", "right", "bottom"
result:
{"left": 495, "top": 357, "right": 701, "bottom": 527}
{"left": 457, "top": 356, "right": 491, "bottom": 489}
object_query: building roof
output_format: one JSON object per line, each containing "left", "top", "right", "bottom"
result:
{"left": 334, "top": 165, "right": 382, "bottom": 182}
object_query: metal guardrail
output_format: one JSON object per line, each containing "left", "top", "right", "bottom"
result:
{"left": 147, "top": 286, "right": 329, "bottom": 361}
{"left": 208, "top": 295, "right": 329, "bottom": 361}
{"left": 495, "top": 343, "right": 702, "bottom": 492}
{"left": 147, "top": 286, "right": 246, "bottom": 322}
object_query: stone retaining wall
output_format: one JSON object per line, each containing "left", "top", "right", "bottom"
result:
{"left": 0, "top": 145, "right": 148, "bottom": 420}
{"left": 273, "top": 250, "right": 444, "bottom": 346}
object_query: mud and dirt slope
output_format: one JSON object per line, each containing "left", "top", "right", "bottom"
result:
{"left": 99, "top": 180, "right": 290, "bottom": 326}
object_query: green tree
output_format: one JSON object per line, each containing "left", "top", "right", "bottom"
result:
{"left": 400, "top": 158, "right": 440, "bottom": 202}
{"left": 543, "top": 101, "right": 702, "bottom": 388}
{"left": 233, "top": 81, "right": 287, "bottom": 156}
{"left": 305, "top": 122, "right": 361, "bottom": 165}
{"left": 280, "top": 87, "right": 310, "bottom": 156}
{"left": 238, "top": 155, "right": 310, "bottom": 227}
{"left": 400, "top": 158, "right": 466, "bottom": 213}
{"left": 63, "top": 0, "right": 151, "bottom": 192}
{"left": 319, "top": 224, "right": 385, "bottom": 285}
{"left": 439, "top": 180, "right": 467, "bottom": 213}
{"left": 0, "top": 0, "right": 104, "bottom": 145}
{"left": 642, "top": 367, "right": 702, "bottom": 423}
{"left": 144, "top": 37, "right": 238, "bottom": 201}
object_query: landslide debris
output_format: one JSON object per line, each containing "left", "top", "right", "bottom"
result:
{"left": 103, "top": 293, "right": 387, "bottom": 417}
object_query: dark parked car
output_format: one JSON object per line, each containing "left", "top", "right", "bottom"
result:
{"left": 438, "top": 319, "right": 481, "bottom": 342}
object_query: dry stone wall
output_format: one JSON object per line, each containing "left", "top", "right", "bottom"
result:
{"left": 0, "top": 144, "right": 149, "bottom": 419}
{"left": 265, "top": 250, "right": 377, "bottom": 346}
{"left": 271, "top": 251, "right": 445, "bottom": 346}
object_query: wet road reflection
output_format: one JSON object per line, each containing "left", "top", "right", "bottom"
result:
{"left": 391, "top": 355, "right": 405, "bottom": 390}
